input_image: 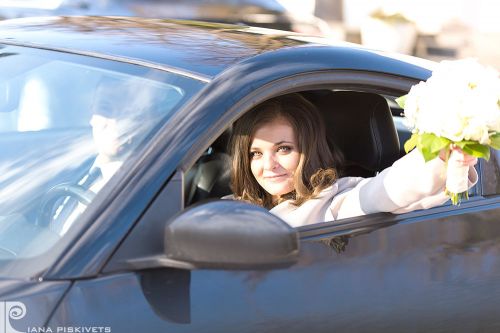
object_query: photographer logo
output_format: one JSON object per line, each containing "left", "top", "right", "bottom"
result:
{"left": 0, "top": 301, "right": 26, "bottom": 333}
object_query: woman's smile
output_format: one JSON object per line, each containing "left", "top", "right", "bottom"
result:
{"left": 250, "top": 118, "right": 300, "bottom": 200}
{"left": 264, "top": 174, "right": 288, "bottom": 181}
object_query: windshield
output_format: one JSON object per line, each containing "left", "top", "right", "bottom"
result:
{"left": 0, "top": 45, "right": 204, "bottom": 277}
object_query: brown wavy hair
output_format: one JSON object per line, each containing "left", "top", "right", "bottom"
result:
{"left": 229, "top": 93, "right": 344, "bottom": 209}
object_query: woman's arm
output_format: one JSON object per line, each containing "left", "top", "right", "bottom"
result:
{"left": 334, "top": 148, "right": 478, "bottom": 219}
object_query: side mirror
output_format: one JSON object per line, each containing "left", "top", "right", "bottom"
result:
{"left": 129, "top": 200, "right": 299, "bottom": 270}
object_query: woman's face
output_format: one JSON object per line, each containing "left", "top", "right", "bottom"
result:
{"left": 250, "top": 118, "right": 300, "bottom": 200}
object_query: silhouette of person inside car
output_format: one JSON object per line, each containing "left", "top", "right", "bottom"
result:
{"left": 49, "top": 77, "right": 152, "bottom": 235}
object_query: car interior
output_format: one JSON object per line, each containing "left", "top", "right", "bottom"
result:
{"left": 184, "top": 89, "right": 409, "bottom": 207}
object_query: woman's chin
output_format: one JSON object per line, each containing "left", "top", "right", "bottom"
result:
{"left": 263, "top": 185, "right": 294, "bottom": 198}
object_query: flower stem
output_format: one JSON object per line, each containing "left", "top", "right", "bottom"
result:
{"left": 445, "top": 189, "right": 469, "bottom": 205}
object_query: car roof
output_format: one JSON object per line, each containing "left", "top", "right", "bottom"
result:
{"left": 0, "top": 16, "right": 435, "bottom": 81}
{"left": 0, "top": 16, "right": 311, "bottom": 80}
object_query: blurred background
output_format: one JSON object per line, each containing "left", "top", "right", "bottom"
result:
{"left": 0, "top": 0, "right": 498, "bottom": 69}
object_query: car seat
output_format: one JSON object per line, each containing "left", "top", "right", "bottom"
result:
{"left": 305, "top": 90, "right": 401, "bottom": 177}
{"left": 184, "top": 129, "right": 232, "bottom": 205}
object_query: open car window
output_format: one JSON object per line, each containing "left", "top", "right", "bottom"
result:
{"left": 184, "top": 88, "right": 479, "bottom": 225}
{"left": 184, "top": 89, "right": 405, "bottom": 208}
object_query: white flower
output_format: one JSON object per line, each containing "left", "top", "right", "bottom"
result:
{"left": 402, "top": 58, "right": 499, "bottom": 204}
{"left": 402, "top": 58, "right": 500, "bottom": 143}
{"left": 402, "top": 82, "right": 424, "bottom": 129}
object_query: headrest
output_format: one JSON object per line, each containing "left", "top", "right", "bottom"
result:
{"left": 211, "top": 128, "right": 232, "bottom": 153}
{"left": 315, "top": 91, "right": 400, "bottom": 175}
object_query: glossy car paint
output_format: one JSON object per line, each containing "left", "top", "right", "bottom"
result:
{"left": 0, "top": 17, "right": 433, "bottom": 280}
{"left": 0, "top": 279, "right": 70, "bottom": 329}
{"left": 0, "top": 17, "right": 431, "bottom": 79}
{"left": 49, "top": 205, "right": 500, "bottom": 332}
{"left": 1, "top": 16, "right": 499, "bottom": 333}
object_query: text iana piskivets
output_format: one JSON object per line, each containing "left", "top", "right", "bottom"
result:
{"left": 26, "top": 327, "right": 111, "bottom": 333}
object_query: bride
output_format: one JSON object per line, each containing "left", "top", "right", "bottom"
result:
{"left": 227, "top": 93, "right": 478, "bottom": 227}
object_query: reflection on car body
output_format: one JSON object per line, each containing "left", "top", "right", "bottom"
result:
{"left": 0, "top": 16, "right": 499, "bottom": 333}
{"left": 0, "top": 0, "right": 335, "bottom": 37}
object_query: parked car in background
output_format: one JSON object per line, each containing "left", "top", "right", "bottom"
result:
{"left": 0, "top": 0, "right": 335, "bottom": 36}
{"left": 1, "top": 15, "right": 500, "bottom": 333}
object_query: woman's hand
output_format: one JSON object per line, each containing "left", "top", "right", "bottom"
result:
{"left": 439, "top": 145, "right": 478, "bottom": 167}
{"left": 439, "top": 144, "right": 479, "bottom": 205}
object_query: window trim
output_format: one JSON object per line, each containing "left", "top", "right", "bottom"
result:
{"left": 298, "top": 194, "right": 497, "bottom": 242}
{"left": 180, "top": 69, "right": 490, "bottom": 238}
{"left": 108, "top": 69, "right": 496, "bottom": 273}
{"left": 179, "top": 69, "right": 421, "bottom": 172}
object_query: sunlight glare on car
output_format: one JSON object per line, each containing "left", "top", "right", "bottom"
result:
{"left": 0, "top": 0, "right": 64, "bottom": 10}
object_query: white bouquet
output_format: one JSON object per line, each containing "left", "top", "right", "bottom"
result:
{"left": 397, "top": 58, "right": 500, "bottom": 205}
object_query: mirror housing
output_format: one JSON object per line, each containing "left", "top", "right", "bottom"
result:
{"left": 128, "top": 200, "right": 299, "bottom": 270}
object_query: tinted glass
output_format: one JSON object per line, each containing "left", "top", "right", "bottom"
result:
{"left": 0, "top": 45, "right": 204, "bottom": 276}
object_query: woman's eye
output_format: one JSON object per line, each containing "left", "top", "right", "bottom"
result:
{"left": 277, "top": 146, "right": 292, "bottom": 153}
{"left": 250, "top": 151, "right": 262, "bottom": 159}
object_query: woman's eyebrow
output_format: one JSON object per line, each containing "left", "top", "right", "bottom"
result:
{"left": 274, "top": 141, "right": 294, "bottom": 146}
{"left": 250, "top": 140, "right": 294, "bottom": 150}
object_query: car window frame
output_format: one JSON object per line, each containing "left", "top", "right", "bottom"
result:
{"left": 179, "top": 82, "right": 485, "bottom": 236}
{"left": 103, "top": 69, "right": 491, "bottom": 275}
{"left": 179, "top": 70, "right": 483, "bottom": 206}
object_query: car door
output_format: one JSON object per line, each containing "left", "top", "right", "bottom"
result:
{"left": 49, "top": 70, "right": 500, "bottom": 333}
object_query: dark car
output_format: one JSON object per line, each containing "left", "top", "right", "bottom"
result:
{"left": 0, "top": 16, "right": 499, "bottom": 333}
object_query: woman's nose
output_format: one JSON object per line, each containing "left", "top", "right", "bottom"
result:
{"left": 263, "top": 153, "right": 278, "bottom": 170}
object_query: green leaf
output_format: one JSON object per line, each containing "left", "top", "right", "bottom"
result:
{"left": 461, "top": 143, "right": 490, "bottom": 160}
{"left": 419, "top": 132, "right": 439, "bottom": 146}
{"left": 417, "top": 133, "right": 440, "bottom": 162}
{"left": 404, "top": 133, "right": 418, "bottom": 153}
{"left": 455, "top": 140, "right": 477, "bottom": 149}
{"left": 489, "top": 133, "right": 500, "bottom": 150}
{"left": 395, "top": 95, "right": 407, "bottom": 109}
{"left": 419, "top": 146, "right": 439, "bottom": 162}
{"left": 430, "top": 136, "right": 451, "bottom": 153}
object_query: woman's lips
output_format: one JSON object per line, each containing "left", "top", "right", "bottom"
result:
{"left": 264, "top": 174, "right": 288, "bottom": 181}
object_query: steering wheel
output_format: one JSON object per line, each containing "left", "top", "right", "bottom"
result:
{"left": 37, "top": 183, "right": 96, "bottom": 228}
